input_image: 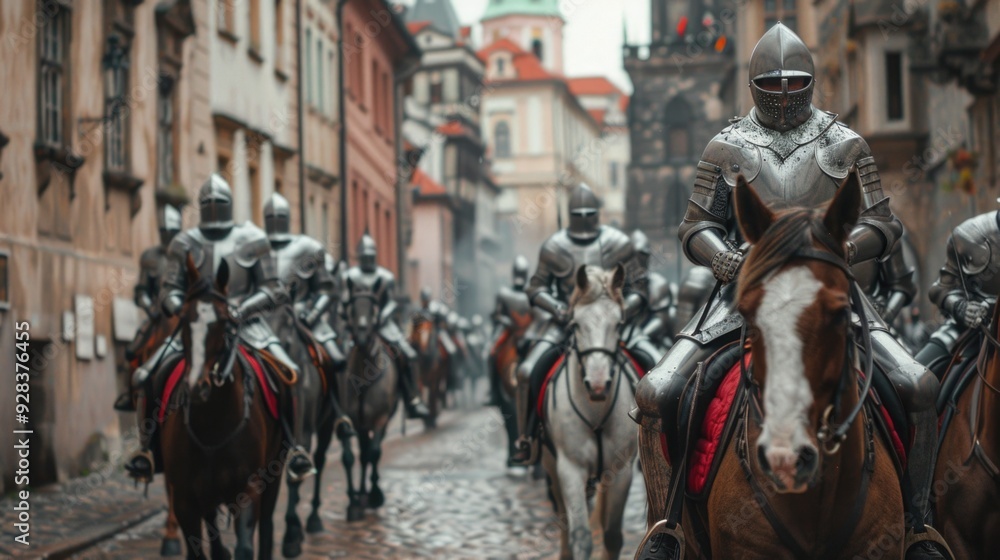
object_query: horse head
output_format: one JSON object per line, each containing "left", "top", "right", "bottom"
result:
{"left": 568, "top": 264, "right": 626, "bottom": 401}
{"left": 179, "top": 253, "right": 237, "bottom": 404}
{"left": 734, "top": 171, "right": 861, "bottom": 494}
{"left": 346, "top": 276, "right": 382, "bottom": 349}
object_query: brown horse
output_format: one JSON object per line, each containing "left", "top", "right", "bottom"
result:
{"left": 934, "top": 299, "right": 1000, "bottom": 557}
{"left": 490, "top": 310, "right": 533, "bottom": 466}
{"left": 160, "top": 256, "right": 284, "bottom": 560}
{"left": 650, "top": 177, "right": 906, "bottom": 558}
{"left": 411, "top": 317, "right": 450, "bottom": 429}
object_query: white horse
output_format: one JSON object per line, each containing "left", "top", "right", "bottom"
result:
{"left": 542, "top": 264, "right": 639, "bottom": 559}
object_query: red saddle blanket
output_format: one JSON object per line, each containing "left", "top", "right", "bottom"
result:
{"left": 682, "top": 354, "right": 908, "bottom": 495}
{"left": 537, "top": 348, "right": 646, "bottom": 419}
{"left": 158, "top": 347, "right": 278, "bottom": 422}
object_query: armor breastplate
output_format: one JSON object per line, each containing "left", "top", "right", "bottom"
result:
{"left": 272, "top": 236, "right": 322, "bottom": 306}
{"left": 345, "top": 267, "right": 390, "bottom": 303}
{"left": 498, "top": 286, "right": 531, "bottom": 317}
{"left": 543, "top": 228, "right": 631, "bottom": 301}
{"left": 140, "top": 247, "right": 170, "bottom": 294}
{"left": 721, "top": 110, "right": 843, "bottom": 213}
{"left": 180, "top": 225, "right": 266, "bottom": 304}
{"left": 955, "top": 212, "right": 1000, "bottom": 299}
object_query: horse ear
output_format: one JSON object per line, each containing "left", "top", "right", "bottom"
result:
{"left": 824, "top": 169, "right": 863, "bottom": 246}
{"left": 733, "top": 175, "right": 775, "bottom": 245}
{"left": 576, "top": 265, "right": 589, "bottom": 292}
{"left": 215, "top": 259, "right": 230, "bottom": 294}
{"left": 610, "top": 263, "right": 626, "bottom": 293}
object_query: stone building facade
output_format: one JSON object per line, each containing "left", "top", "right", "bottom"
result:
{"left": 0, "top": 0, "right": 205, "bottom": 492}
{"left": 623, "top": 0, "right": 736, "bottom": 282}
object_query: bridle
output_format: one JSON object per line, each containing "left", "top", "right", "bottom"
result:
{"left": 345, "top": 292, "right": 381, "bottom": 342}
{"left": 741, "top": 222, "right": 874, "bottom": 456}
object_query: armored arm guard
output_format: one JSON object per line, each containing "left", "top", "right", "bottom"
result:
{"left": 302, "top": 246, "right": 336, "bottom": 326}
{"left": 160, "top": 237, "right": 191, "bottom": 316}
{"left": 879, "top": 239, "right": 917, "bottom": 324}
{"left": 238, "top": 237, "right": 288, "bottom": 319}
{"left": 680, "top": 160, "right": 738, "bottom": 268}
{"left": 847, "top": 155, "right": 901, "bottom": 263}
{"left": 134, "top": 249, "right": 160, "bottom": 314}
{"left": 526, "top": 238, "right": 570, "bottom": 317}
{"left": 377, "top": 271, "right": 399, "bottom": 325}
{"left": 930, "top": 236, "right": 972, "bottom": 319}
{"left": 602, "top": 228, "right": 648, "bottom": 316}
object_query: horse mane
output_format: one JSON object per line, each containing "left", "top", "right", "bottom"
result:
{"left": 569, "top": 266, "right": 624, "bottom": 309}
{"left": 737, "top": 209, "right": 845, "bottom": 302}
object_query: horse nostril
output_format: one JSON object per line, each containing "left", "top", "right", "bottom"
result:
{"left": 797, "top": 445, "right": 818, "bottom": 477}
{"left": 584, "top": 380, "right": 592, "bottom": 391}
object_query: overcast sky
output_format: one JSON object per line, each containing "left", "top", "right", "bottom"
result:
{"left": 399, "top": 0, "right": 652, "bottom": 93}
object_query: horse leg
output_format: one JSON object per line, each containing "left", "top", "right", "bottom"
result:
{"left": 556, "top": 456, "right": 594, "bottom": 560}
{"left": 358, "top": 431, "right": 371, "bottom": 509}
{"left": 175, "top": 500, "right": 206, "bottom": 560}
{"left": 161, "top": 484, "right": 183, "bottom": 556}
{"left": 281, "top": 478, "right": 304, "bottom": 558}
{"left": 342, "top": 429, "right": 363, "bottom": 522}
{"left": 307, "top": 415, "right": 336, "bottom": 534}
{"left": 232, "top": 498, "right": 258, "bottom": 560}
{"left": 599, "top": 459, "right": 634, "bottom": 559}
{"left": 368, "top": 430, "right": 385, "bottom": 508}
{"left": 203, "top": 511, "right": 231, "bottom": 560}
{"left": 258, "top": 463, "right": 282, "bottom": 560}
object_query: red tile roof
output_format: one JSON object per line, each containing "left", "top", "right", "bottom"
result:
{"left": 477, "top": 38, "right": 559, "bottom": 82}
{"left": 407, "top": 21, "right": 431, "bottom": 35}
{"left": 412, "top": 168, "right": 446, "bottom": 196}
{"left": 566, "top": 76, "right": 623, "bottom": 97}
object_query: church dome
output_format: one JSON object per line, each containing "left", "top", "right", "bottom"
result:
{"left": 482, "top": 0, "right": 562, "bottom": 21}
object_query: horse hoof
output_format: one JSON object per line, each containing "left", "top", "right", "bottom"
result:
{"left": 347, "top": 503, "right": 365, "bottom": 522}
{"left": 212, "top": 547, "right": 232, "bottom": 560}
{"left": 281, "top": 538, "right": 302, "bottom": 559}
{"left": 368, "top": 488, "right": 385, "bottom": 509}
{"left": 160, "top": 537, "right": 182, "bottom": 557}
{"left": 306, "top": 512, "right": 324, "bottom": 534}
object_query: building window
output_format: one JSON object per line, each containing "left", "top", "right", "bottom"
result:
{"left": 496, "top": 58, "right": 505, "bottom": 76}
{"left": 494, "top": 121, "right": 511, "bottom": 158}
{"left": 430, "top": 80, "right": 443, "bottom": 104}
{"left": 381, "top": 71, "right": 391, "bottom": 138}
{"left": 217, "top": 0, "right": 234, "bottom": 34}
{"left": 322, "top": 202, "right": 329, "bottom": 246}
{"left": 764, "top": 0, "right": 796, "bottom": 33}
{"left": 609, "top": 161, "right": 619, "bottom": 188}
{"left": 249, "top": 163, "right": 262, "bottom": 225}
{"left": 885, "top": 51, "right": 904, "bottom": 122}
{"left": 328, "top": 48, "right": 336, "bottom": 116}
{"left": 305, "top": 28, "right": 312, "bottom": 106}
{"left": 668, "top": 128, "right": 691, "bottom": 159}
{"left": 531, "top": 38, "right": 543, "bottom": 61}
{"left": 317, "top": 36, "right": 325, "bottom": 113}
{"left": 249, "top": 0, "right": 261, "bottom": 51}
{"left": 355, "top": 33, "right": 365, "bottom": 103}
{"left": 103, "top": 35, "right": 130, "bottom": 173}
{"left": 37, "top": 2, "right": 71, "bottom": 149}
{"left": 274, "top": 0, "right": 284, "bottom": 69}
{"left": 372, "top": 60, "right": 380, "bottom": 127}
{"left": 157, "top": 77, "right": 176, "bottom": 189}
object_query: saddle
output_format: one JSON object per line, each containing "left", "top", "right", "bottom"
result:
{"left": 937, "top": 330, "right": 986, "bottom": 443}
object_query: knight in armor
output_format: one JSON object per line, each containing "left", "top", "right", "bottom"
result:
{"left": 486, "top": 256, "right": 533, "bottom": 406}
{"left": 115, "top": 205, "right": 182, "bottom": 412}
{"left": 125, "top": 174, "right": 316, "bottom": 483}
{"left": 511, "top": 183, "right": 659, "bottom": 465}
{"left": 342, "top": 234, "right": 430, "bottom": 419}
{"left": 263, "top": 193, "right": 354, "bottom": 439}
{"left": 630, "top": 230, "right": 676, "bottom": 350}
{"left": 414, "top": 286, "right": 459, "bottom": 359}
{"left": 633, "top": 24, "right": 948, "bottom": 559}
{"left": 916, "top": 208, "right": 1000, "bottom": 377}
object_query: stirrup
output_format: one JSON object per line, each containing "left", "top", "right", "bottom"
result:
{"left": 285, "top": 447, "right": 317, "bottom": 483}
{"left": 113, "top": 391, "right": 136, "bottom": 412}
{"left": 634, "top": 519, "right": 685, "bottom": 560}
{"left": 905, "top": 526, "right": 954, "bottom": 560}
{"left": 124, "top": 449, "right": 155, "bottom": 484}
{"left": 512, "top": 436, "right": 539, "bottom": 465}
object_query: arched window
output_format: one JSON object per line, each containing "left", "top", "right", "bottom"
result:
{"left": 531, "top": 39, "right": 544, "bottom": 61}
{"left": 663, "top": 95, "right": 693, "bottom": 161}
{"left": 494, "top": 121, "right": 511, "bottom": 158}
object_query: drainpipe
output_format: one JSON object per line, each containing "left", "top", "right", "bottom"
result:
{"left": 296, "top": 0, "right": 307, "bottom": 234}
{"left": 337, "top": 0, "right": 349, "bottom": 261}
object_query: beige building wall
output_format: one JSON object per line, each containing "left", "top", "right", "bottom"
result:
{"left": 0, "top": 0, "right": 210, "bottom": 492}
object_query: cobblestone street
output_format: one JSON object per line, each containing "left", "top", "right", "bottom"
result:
{"left": 3, "top": 404, "right": 647, "bottom": 559}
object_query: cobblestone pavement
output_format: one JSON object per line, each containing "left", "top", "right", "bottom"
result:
{"left": 61, "top": 405, "right": 647, "bottom": 559}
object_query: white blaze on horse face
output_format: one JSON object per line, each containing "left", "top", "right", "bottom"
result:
{"left": 755, "top": 266, "right": 822, "bottom": 475}
{"left": 188, "top": 301, "right": 217, "bottom": 388}
{"left": 576, "top": 297, "right": 621, "bottom": 395}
